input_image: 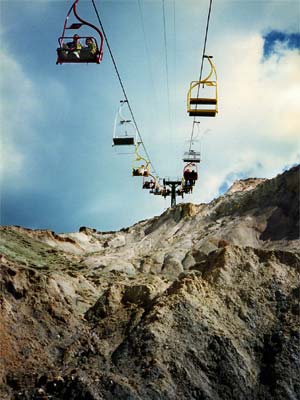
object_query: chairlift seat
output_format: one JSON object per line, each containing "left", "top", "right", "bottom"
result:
{"left": 183, "top": 157, "right": 201, "bottom": 163}
{"left": 189, "top": 109, "right": 217, "bottom": 117}
{"left": 56, "top": 51, "right": 100, "bottom": 64}
{"left": 113, "top": 137, "right": 135, "bottom": 146}
{"left": 183, "top": 151, "right": 201, "bottom": 163}
{"left": 190, "top": 97, "right": 217, "bottom": 105}
{"left": 132, "top": 169, "right": 141, "bottom": 176}
{"left": 187, "top": 56, "right": 218, "bottom": 117}
{"left": 56, "top": 37, "right": 101, "bottom": 64}
{"left": 67, "top": 23, "right": 83, "bottom": 29}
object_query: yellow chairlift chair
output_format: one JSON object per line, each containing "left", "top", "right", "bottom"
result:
{"left": 187, "top": 55, "right": 218, "bottom": 117}
{"left": 132, "top": 143, "right": 150, "bottom": 177}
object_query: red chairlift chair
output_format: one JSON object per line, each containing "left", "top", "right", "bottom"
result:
{"left": 183, "top": 162, "right": 198, "bottom": 186}
{"left": 56, "top": 0, "right": 104, "bottom": 64}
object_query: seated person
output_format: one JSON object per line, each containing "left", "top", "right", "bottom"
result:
{"left": 190, "top": 170, "right": 198, "bottom": 181}
{"left": 162, "top": 189, "right": 171, "bottom": 198}
{"left": 149, "top": 180, "right": 155, "bottom": 189}
{"left": 132, "top": 168, "right": 140, "bottom": 176}
{"left": 184, "top": 169, "right": 191, "bottom": 181}
{"left": 58, "top": 34, "right": 82, "bottom": 60}
{"left": 139, "top": 164, "right": 149, "bottom": 177}
{"left": 80, "top": 37, "right": 97, "bottom": 60}
{"left": 177, "top": 189, "right": 184, "bottom": 198}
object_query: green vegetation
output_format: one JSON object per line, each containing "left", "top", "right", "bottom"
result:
{"left": 0, "top": 229, "right": 70, "bottom": 270}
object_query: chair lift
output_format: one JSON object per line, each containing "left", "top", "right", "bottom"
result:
{"left": 183, "top": 162, "right": 198, "bottom": 186}
{"left": 183, "top": 124, "right": 201, "bottom": 163}
{"left": 176, "top": 187, "right": 184, "bottom": 198}
{"left": 161, "top": 187, "right": 171, "bottom": 198}
{"left": 182, "top": 182, "right": 193, "bottom": 193}
{"left": 150, "top": 181, "right": 164, "bottom": 196}
{"left": 187, "top": 55, "right": 218, "bottom": 117}
{"left": 56, "top": 0, "right": 104, "bottom": 64}
{"left": 143, "top": 174, "right": 156, "bottom": 190}
{"left": 132, "top": 143, "right": 150, "bottom": 177}
{"left": 181, "top": 176, "right": 193, "bottom": 193}
{"left": 183, "top": 149, "right": 201, "bottom": 163}
{"left": 113, "top": 101, "right": 137, "bottom": 147}
{"left": 150, "top": 188, "right": 162, "bottom": 195}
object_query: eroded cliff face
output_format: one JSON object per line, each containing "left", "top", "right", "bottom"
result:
{"left": 0, "top": 166, "right": 299, "bottom": 400}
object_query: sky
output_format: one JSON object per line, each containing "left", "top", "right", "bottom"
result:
{"left": 0, "top": 0, "right": 299, "bottom": 233}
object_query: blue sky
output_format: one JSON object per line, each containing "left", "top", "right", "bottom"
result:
{"left": 263, "top": 30, "right": 300, "bottom": 59}
{"left": 1, "top": 0, "right": 299, "bottom": 233}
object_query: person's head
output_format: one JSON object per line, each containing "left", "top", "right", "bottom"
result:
{"left": 86, "top": 37, "right": 93, "bottom": 45}
{"left": 73, "top": 34, "right": 80, "bottom": 41}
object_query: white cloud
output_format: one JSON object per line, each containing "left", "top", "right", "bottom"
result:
{"left": 214, "top": 33, "right": 300, "bottom": 140}
{"left": 180, "top": 31, "right": 300, "bottom": 204}
{"left": 0, "top": 50, "right": 40, "bottom": 183}
{"left": 127, "top": 29, "right": 299, "bottom": 212}
{"left": 0, "top": 48, "right": 69, "bottom": 186}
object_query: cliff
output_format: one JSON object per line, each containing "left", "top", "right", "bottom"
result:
{"left": 0, "top": 165, "right": 299, "bottom": 400}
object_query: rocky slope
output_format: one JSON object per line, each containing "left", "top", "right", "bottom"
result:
{"left": 0, "top": 165, "right": 299, "bottom": 400}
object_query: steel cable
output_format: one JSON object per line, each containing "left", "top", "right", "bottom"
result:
{"left": 91, "top": 0, "right": 158, "bottom": 176}
{"left": 162, "top": 0, "right": 172, "bottom": 143}
{"left": 189, "top": 0, "right": 213, "bottom": 152}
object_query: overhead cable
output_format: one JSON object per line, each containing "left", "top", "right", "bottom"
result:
{"left": 137, "top": 0, "right": 158, "bottom": 122}
{"left": 172, "top": 0, "right": 177, "bottom": 143}
{"left": 162, "top": 0, "right": 172, "bottom": 142}
{"left": 189, "top": 0, "right": 213, "bottom": 151}
{"left": 138, "top": 0, "right": 155, "bottom": 89}
{"left": 91, "top": 0, "right": 158, "bottom": 175}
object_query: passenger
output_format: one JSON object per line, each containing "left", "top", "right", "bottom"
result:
{"left": 64, "top": 34, "right": 82, "bottom": 59}
{"left": 177, "top": 189, "right": 184, "bottom": 198}
{"left": 191, "top": 170, "right": 198, "bottom": 181}
{"left": 139, "top": 164, "right": 149, "bottom": 176}
{"left": 149, "top": 180, "right": 155, "bottom": 189}
{"left": 184, "top": 168, "right": 192, "bottom": 186}
{"left": 80, "top": 37, "right": 97, "bottom": 60}
{"left": 184, "top": 168, "right": 191, "bottom": 181}
{"left": 85, "top": 37, "right": 97, "bottom": 55}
